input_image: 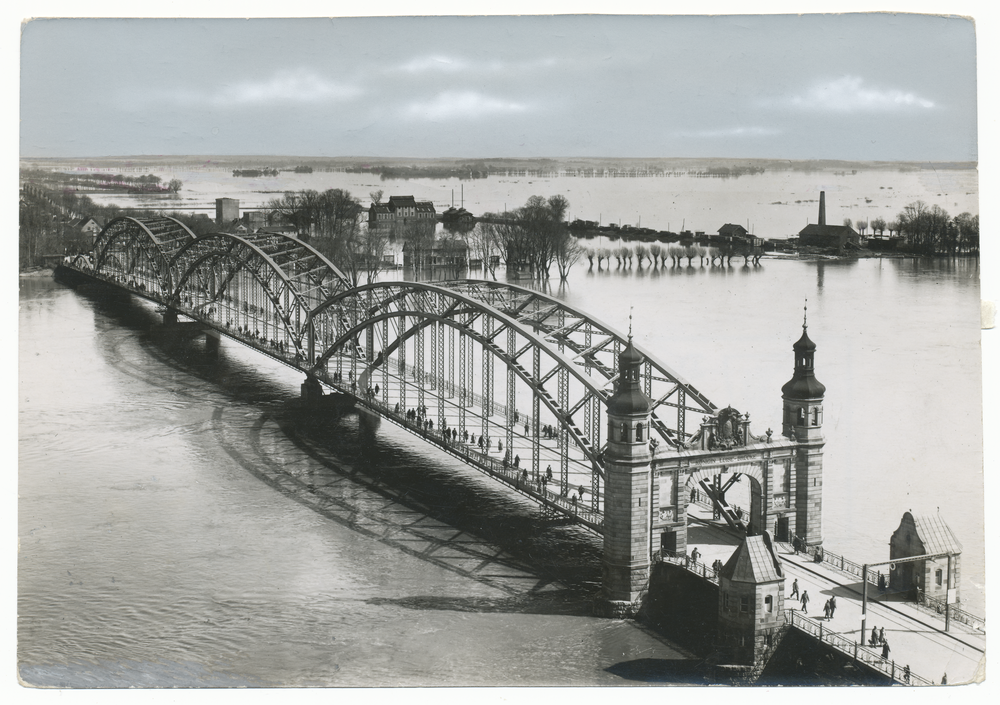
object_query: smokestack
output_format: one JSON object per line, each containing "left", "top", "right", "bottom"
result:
{"left": 819, "top": 191, "right": 826, "bottom": 226}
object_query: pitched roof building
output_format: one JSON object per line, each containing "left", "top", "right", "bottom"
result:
{"left": 797, "top": 191, "right": 860, "bottom": 250}
{"left": 369, "top": 195, "right": 436, "bottom": 225}
{"left": 718, "top": 223, "right": 749, "bottom": 240}
{"left": 889, "top": 511, "right": 963, "bottom": 603}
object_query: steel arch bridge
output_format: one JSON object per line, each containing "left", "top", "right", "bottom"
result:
{"left": 65, "top": 216, "right": 719, "bottom": 534}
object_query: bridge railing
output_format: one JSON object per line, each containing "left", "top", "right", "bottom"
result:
{"left": 792, "top": 537, "right": 985, "bottom": 634}
{"left": 656, "top": 550, "right": 720, "bottom": 585}
{"left": 342, "top": 386, "right": 603, "bottom": 530}
{"left": 391, "top": 357, "right": 535, "bottom": 430}
{"left": 785, "top": 610, "right": 933, "bottom": 685}
{"left": 917, "top": 591, "right": 986, "bottom": 633}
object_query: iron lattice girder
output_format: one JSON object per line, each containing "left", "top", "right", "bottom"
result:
{"left": 307, "top": 281, "right": 608, "bottom": 474}
{"left": 167, "top": 232, "right": 350, "bottom": 355}
{"left": 93, "top": 216, "right": 198, "bottom": 293}
{"left": 436, "top": 280, "right": 717, "bottom": 444}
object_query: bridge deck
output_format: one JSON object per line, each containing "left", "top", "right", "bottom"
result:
{"left": 684, "top": 510, "right": 985, "bottom": 685}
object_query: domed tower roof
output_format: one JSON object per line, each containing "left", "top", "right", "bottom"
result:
{"left": 608, "top": 338, "right": 652, "bottom": 415}
{"left": 793, "top": 327, "right": 817, "bottom": 352}
{"left": 782, "top": 304, "right": 825, "bottom": 400}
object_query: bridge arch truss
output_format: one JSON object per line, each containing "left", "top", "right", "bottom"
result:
{"left": 68, "top": 217, "right": 720, "bottom": 533}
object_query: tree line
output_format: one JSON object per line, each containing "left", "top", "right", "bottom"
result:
{"left": 844, "top": 202, "right": 979, "bottom": 255}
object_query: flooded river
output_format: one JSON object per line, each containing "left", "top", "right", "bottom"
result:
{"left": 18, "top": 250, "right": 983, "bottom": 687}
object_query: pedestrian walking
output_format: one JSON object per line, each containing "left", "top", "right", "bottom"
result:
{"left": 941, "top": 673, "right": 947, "bottom": 685}
{"left": 879, "top": 627, "right": 885, "bottom": 645}
{"left": 903, "top": 665, "right": 910, "bottom": 685}
{"left": 691, "top": 547, "right": 700, "bottom": 565}
{"left": 829, "top": 595, "right": 837, "bottom": 618}
{"left": 823, "top": 599, "right": 831, "bottom": 620}
{"left": 789, "top": 579, "right": 799, "bottom": 600}
{"left": 870, "top": 626, "right": 879, "bottom": 646}
{"left": 881, "top": 640, "right": 890, "bottom": 661}
{"left": 800, "top": 590, "right": 809, "bottom": 614}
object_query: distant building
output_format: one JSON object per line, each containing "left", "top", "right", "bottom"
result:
{"left": 241, "top": 210, "right": 269, "bottom": 232}
{"left": 368, "top": 195, "right": 436, "bottom": 225}
{"left": 889, "top": 511, "right": 962, "bottom": 604}
{"left": 70, "top": 216, "right": 105, "bottom": 241}
{"left": 797, "top": 191, "right": 860, "bottom": 250}
{"left": 717, "top": 224, "right": 749, "bottom": 240}
{"left": 441, "top": 206, "right": 475, "bottom": 225}
{"left": 216, "top": 198, "right": 240, "bottom": 225}
{"left": 403, "top": 236, "right": 468, "bottom": 268}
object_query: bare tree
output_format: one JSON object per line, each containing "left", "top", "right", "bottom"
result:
{"left": 465, "top": 222, "right": 501, "bottom": 280}
{"left": 554, "top": 231, "right": 584, "bottom": 281}
{"left": 635, "top": 244, "right": 649, "bottom": 267}
{"left": 649, "top": 242, "right": 662, "bottom": 267}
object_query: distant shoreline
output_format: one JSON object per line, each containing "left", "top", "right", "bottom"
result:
{"left": 18, "top": 155, "right": 979, "bottom": 174}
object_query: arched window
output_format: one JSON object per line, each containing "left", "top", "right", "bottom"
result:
{"left": 635, "top": 422, "right": 644, "bottom": 442}
{"left": 621, "top": 422, "right": 629, "bottom": 442}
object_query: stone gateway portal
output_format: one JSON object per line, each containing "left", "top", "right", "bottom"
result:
{"left": 601, "top": 313, "right": 826, "bottom": 608}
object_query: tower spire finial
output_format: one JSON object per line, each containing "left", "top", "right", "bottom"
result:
{"left": 629, "top": 306, "right": 633, "bottom": 341}
{"left": 803, "top": 298, "right": 808, "bottom": 330}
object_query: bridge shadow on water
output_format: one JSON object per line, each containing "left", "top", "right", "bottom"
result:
{"left": 604, "top": 658, "right": 714, "bottom": 685}
{"left": 84, "top": 287, "right": 606, "bottom": 619}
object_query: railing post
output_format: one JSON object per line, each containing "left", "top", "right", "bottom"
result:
{"left": 861, "top": 562, "right": 868, "bottom": 651}
{"left": 945, "top": 554, "right": 953, "bottom": 632}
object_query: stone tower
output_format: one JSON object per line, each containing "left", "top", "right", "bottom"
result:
{"left": 780, "top": 308, "right": 826, "bottom": 549}
{"left": 717, "top": 532, "right": 786, "bottom": 666}
{"left": 603, "top": 337, "right": 654, "bottom": 610}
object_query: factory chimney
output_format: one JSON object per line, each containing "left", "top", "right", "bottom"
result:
{"left": 818, "top": 191, "right": 826, "bottom": 226}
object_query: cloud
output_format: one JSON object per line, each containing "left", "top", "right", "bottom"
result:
{"left": 403, "top": 91, "right": 530, "bottom": 121}
{"left": 393, "top": 55, "right": 557, "bottom": 75}
{"left": 768, "top": 76, "right": 935, "bottom": 112}
{"left": 674, "top": 126, "right": 782, "bottom": 138}
{"left": 397, "top": 55, "right": 468, "bottom": 74}
{"left": 138, "top": 69, "right": 362, "bottom": 108}
{"left": 213, "top": 69, "right": 362, "bottom": 106}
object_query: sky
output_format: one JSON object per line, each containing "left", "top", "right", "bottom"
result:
{"left": 18, "top": 12, "right": 979, "bottom": 162}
